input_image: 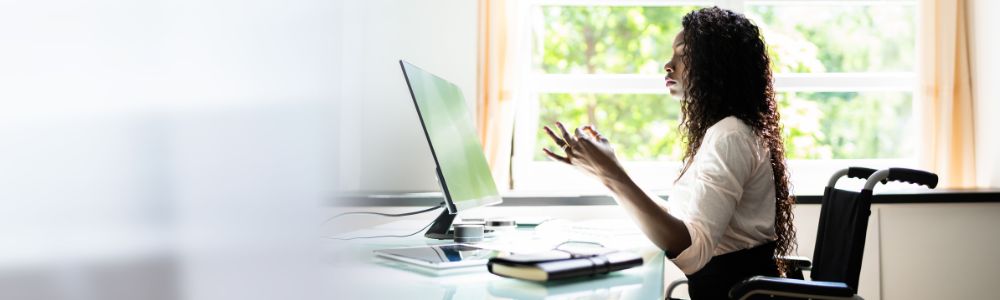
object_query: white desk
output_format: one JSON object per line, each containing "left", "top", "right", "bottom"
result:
{"left": 326, "top": 223, "right": 666, "bottom": 299}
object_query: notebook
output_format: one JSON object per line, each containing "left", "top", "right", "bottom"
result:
{"left": 487, "top": 250, "right": 643, "bottom": 282}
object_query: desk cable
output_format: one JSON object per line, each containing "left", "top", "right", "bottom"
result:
{"left": 324, "top": 202, "right": 444, "bottom": 240}
{"left": 552, "top": 240, "right": 606, "bottom": 256}
{"left": 553, "top": 240, "right": 605, "bottom": 250}
{"left": 326, "top": 219, "right": 436, "bottom": 241}
{"left": 322, "top": 202, "right": 444, "bottom": 224}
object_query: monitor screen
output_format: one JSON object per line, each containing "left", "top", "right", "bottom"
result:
{"left": 400, "top": 60, "right": 502, "bottom": 213}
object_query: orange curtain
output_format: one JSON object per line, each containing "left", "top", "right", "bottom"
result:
{"left": 919, "top": 0, "right": 977, "bottom": 188}
{"left": 477, "top": 0, "right": 521, "bottom": 189}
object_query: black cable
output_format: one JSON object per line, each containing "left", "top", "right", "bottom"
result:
{"left": 322, "top": 202, "right": 444, "bottom": 224}
{"left": 326, "top": 218, "right": 436, "bottom": 241}
{"left": 323, "top": 202, "right": 445, "bottom": 240}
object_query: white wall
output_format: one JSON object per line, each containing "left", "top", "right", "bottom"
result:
{"left": 337, "top": 0, "right": 478, "bottom": 193}
{"left": 969, "top": 0, "right": 1000, "bottom": 188}
{"left": 879, "top": 202, "right": 1000, "bottom": 299}
{"left": 333, "top": 0, "right": 343, "bottom": 193}
{"left": 0, "top": 0, "right": 340, "bottom": 299}
{"left": 0, "top": 0, "right": 341, "bottom": 227}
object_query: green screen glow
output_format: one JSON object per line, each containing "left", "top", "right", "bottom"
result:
{"left": 401, "top": 61, "right": 501, "bottom": 211}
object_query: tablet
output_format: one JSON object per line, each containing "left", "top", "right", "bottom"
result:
{"left": 374, "top": 244, "right": 502, "bottom": 269}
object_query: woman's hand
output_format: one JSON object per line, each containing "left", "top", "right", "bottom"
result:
{"left": 543, "top": 122, "right": 693, "bottom": 256}
{"left": 542, "top": 122, "right": 626, "bottom": 184}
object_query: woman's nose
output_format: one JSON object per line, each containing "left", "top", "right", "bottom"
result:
{"left": 664, "top": 64, "right": 673, "bottom": 73}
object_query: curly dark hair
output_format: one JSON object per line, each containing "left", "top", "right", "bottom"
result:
{"left": 677, "top": 7, "right": 797, "bottom": 275}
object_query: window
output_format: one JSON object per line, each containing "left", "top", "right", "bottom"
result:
{"left": 512, "top": 0, "right": 918, "bottom": 194}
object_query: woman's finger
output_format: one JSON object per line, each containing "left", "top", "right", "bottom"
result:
{"left": 584, "top": 125, "right": 604, "bottom": 140}
{"left": 542, "top": 148, "right": 571, "bottom": 165}
{"left": 543, "top": 126, "right": 566, "bottom": 147}
{"left": 584, "top": 126, "right": 610, "bottom": 145}
{"left": 575, "top": 127, "right": 590, "bottom": 142}
{"left": 556, "top": 122, "right": 576, "bottom": 147}
{"left": 575, "top": 129, "right": 601, "bottom": 154}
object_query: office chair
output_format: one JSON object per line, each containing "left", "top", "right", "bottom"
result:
{"left": 667, "top": 167, "right": 938, "bottom": 300}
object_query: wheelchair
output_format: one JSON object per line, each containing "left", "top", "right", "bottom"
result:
{"left": 667, "top": 167, "right": 939, "bottom": 300}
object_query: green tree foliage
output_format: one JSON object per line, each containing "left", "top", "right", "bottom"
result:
{"left": 534, "top": 5, "right": 916, "bottom": 161}
{"left": 537, "top": 93, "right": 683, "bottom": 161}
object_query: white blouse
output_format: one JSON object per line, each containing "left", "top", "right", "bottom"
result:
{"left": 667, "top": 116, "right": 778, "bottom": 274}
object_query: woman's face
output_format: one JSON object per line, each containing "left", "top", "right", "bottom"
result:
{"left": 664, "top": 31, "right": 687, "bottom": 99}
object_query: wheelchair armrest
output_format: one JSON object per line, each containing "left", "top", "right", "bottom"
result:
{"left": 729, "top": 276, "right": 854, "bottom": 300}
{"left": 666, "top": 279, "right": 688, "bottom": 300}
{"left": 776, "top": 255, "right": 811, "bottom": 271}
{"left": 775, "top": 255, "right": 811, "bottom": 279}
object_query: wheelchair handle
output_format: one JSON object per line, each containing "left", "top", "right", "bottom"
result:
{"left": 846, "top": 167, "right": 878, "bottom": 180}
{"left": 829, "top": 167, "right": 939, "bottom": 190}
{"left": 863, "top": 168, "right": 939, "bottom": 190}
{"left": 828, "top": 167, "right": 877, "bottom": 188}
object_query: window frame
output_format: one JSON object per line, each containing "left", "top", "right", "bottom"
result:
{"left": 510, "top": 0, "right": 921, "bottom": 195}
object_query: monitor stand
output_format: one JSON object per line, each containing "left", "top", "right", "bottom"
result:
{"left": 424, "top": 209, "right": 457, "bottom": 240}
{"left": 425, "top": 167, "right": 457, "bottom": 240}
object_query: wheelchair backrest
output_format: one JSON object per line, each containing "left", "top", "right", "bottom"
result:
{"left": 810, "top": 187, "right": 872, "bottom": 292}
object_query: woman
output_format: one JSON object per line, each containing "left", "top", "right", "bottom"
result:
{"left": 542, "top": 7, "right": 795, "bottom": 299}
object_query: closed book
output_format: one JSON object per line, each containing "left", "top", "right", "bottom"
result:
{"left": 487, "top": 250, "right": 643, "bottom": 282}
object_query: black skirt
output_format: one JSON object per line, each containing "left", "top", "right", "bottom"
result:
{"left": 685, "top": 241, "right": 779, "bottom": 300}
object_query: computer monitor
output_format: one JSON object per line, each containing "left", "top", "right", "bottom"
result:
{"left": 399, "top": 60, "right": 502, "bottom": 239}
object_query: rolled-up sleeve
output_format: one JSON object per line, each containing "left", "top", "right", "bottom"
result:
{"left": 669, "top": 131, "right": 755, "bottom": 274}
